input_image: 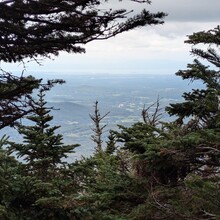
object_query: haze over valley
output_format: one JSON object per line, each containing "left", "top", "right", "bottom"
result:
{"left": 1, "top": 73, "right": 203, "bottom": 159}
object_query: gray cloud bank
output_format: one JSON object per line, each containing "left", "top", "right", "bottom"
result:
{"left": 150, "top": 0, "right": 220, "bottom": 22}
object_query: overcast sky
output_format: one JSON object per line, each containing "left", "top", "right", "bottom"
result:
{"left": 1, "top": 0, "right": 220, "bottom": 75}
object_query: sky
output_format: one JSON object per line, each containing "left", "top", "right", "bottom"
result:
{"left": 1, "top": 0, "right": 220, "bottom": 75}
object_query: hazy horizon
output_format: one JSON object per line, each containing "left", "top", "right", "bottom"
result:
{"left": 1, "top": 1, "right": 219, "bottom": 76}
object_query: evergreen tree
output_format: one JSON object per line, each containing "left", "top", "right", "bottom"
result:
{"left": 0, "top": 71, "right": 65, "bottom": 130}
{"left": 0, "top": 72, "right": 40, "bottom": 129}
{"left": 166, "top": 26, "right": 220, "bottom": 128}
{"left": 0, "top": 0, "right": 166, "bottom": 63}
{"left": 165, "top": 26, "right": 220, "bottom": 177}
{"left": 85, "top": 26, "right": 220, "bottom": 219}
{"left": 0, "top": 135, "right": 19, "bottom": 219}
{"left": 1, "top": 90, "right": 80, "bottom": 219}
{"left": 8, "top": 90, "right": 79, "bottom": 181}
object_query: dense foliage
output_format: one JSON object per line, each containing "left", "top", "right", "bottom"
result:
{"left": 0, "top": 2, "right": 219, "bottom": 218}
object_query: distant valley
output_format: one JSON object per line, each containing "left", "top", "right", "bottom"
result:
{"left": 1, "top": 74, "right": 203, "bottom": 159}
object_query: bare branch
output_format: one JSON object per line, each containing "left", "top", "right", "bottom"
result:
{"left": 142, "top": 96, "right": 163, "bottom": 126}
{"left": 90, "top": 101, "right": 110, "bottom": 153}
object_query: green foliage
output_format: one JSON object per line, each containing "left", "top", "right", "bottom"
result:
{"left": 0, "top": 1, "right": 167, "bottom": 219}
{"left": 0, "top": 22, "right": 219, "bottom": 220}
{"left": 8, "top": 90, "right": 79, "bottom": 181}
{"left": 0, "top": 72, "right": 40, "bottom": 129}
{"left": 0, "top": 136, "right": 20, "bottom": 219}
{"left": 0, "top": 90, "right": 80, "bottom": 219}
{"left": 68, "top": 152, "right": 149, "bottom": 219}
{"left": 0, "top": 205, "right": 6, "bottom": 219}
{"left": 86, "top": 25, "right": 220, "bottom": 219}
{"left": 105, "top": 131, "right": 117, "bottom": 155}
{"left": 166, "top": 61, "right": 219, "bottom": 127}
{"left": 185, "top": 175, "right": 220, "bottom": 218}
{"left": 166, "top": 27, "right": 220, "bottom": 128}
{"left": 0, "top": 70, "right": 65, "bottom": 129}
{"left": 1, "top": 174, "right": 71, "bottom": 219}
{"left": 0, "top": 0, "right": 166, "bottom": 62}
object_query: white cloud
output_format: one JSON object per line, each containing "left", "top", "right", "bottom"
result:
{"left": 1, "top": 1, "right": 220, "bottom": 75}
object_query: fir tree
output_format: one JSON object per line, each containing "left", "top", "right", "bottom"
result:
{"left": 0, "top": 71, "right": 65, "bottom": 130}
{"left": 166, "top": 26, "right": 220, "bottom": 128}
{"left": 8, "top": 90, "right": 79, "bottom": 181}
{"left": 0, "top": 72, "right": 40, "bottom": 129}
{"left": 165, "top": 26, "right": 220, "bottom": 178}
